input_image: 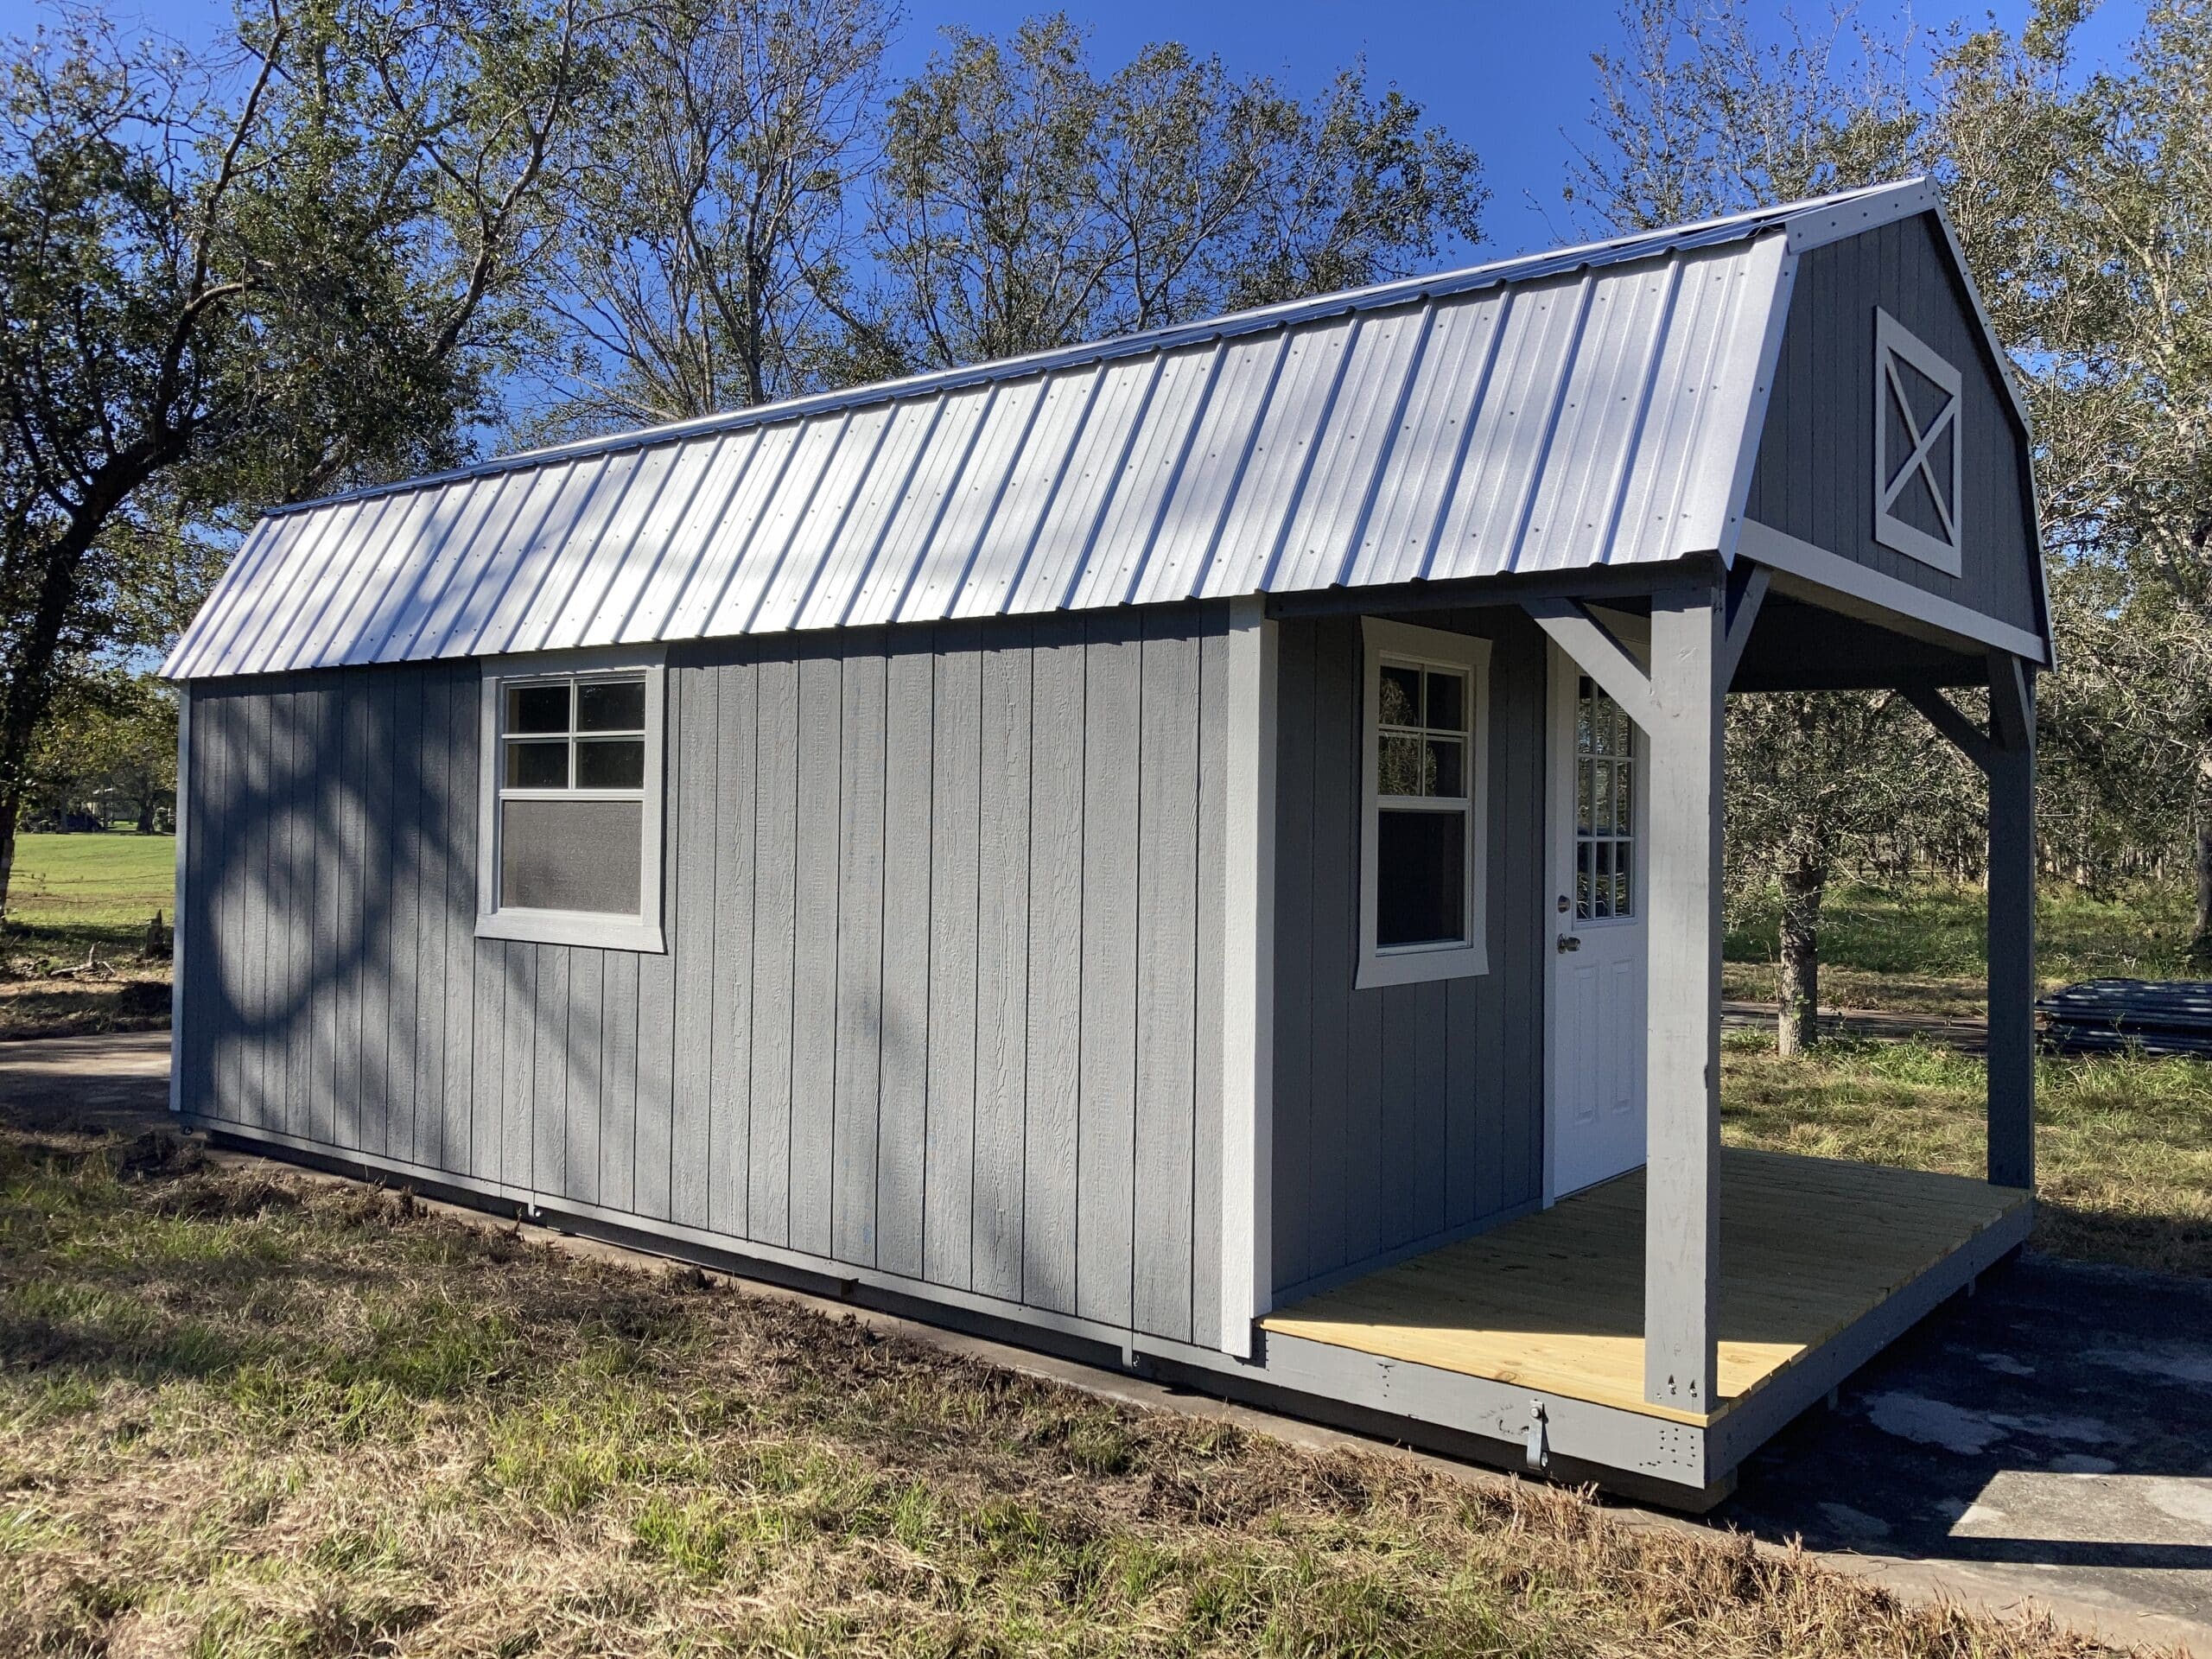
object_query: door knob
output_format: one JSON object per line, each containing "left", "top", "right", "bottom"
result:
{"left": 1556, "top": 934, "right": 1581, "bottom": 953}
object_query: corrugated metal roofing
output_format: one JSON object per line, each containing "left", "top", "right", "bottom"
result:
{"left": 166, "top": 180, "right": 1942, "bottom": 680}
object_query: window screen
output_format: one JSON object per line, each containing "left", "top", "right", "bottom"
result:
{"left": 495, "top": 673, "right": 651, "bottom": 918}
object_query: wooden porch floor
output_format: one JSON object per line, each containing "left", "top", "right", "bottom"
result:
{"left": 1260, "top": 1147, "right": 2029, "bottom": 1424}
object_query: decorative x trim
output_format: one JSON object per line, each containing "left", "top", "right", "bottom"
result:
{"left": 1872, "top": 308, "right": 1965, "bottom": 575}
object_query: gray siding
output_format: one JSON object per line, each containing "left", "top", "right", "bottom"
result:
{"left": 181, "top": 603, "right": 1231, "bottom": 1347}
{"left": 1269, "top": 609, "right": 1548, "bottom": 1299}
{"left": 1746, "top": 213, "right": 2044, "bottom": 643}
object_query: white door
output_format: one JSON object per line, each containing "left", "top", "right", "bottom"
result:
{"left": 1546, "top": 645, "right": 1649, "bottom": 1199}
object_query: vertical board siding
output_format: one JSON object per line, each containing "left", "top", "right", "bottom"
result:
{"left": 1746, "top": 215, "right": 2043, "bottom": 641}
{"left": 1269, "top": 610, "right": 1548, "bottom": 1298}
{"left": 180, "top": 601, "right": 1234, "bottom": 1349}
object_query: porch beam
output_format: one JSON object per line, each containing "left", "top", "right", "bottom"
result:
{"left": 1901, "top": 684, "right": 1993, "bottom": 776}
{"left": 1523, "top": 598, "right": 1657, "bottom": 727}
{"left": 1715, "top": 563, "right": 1770, "bottom": 690}
{"left": 1641, "top": 576, "right": 1726, "bottom": 1413}
{"left": 1986, "top": 652, "right": 2037, "bottom": 1192}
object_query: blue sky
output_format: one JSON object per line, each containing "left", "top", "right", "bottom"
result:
{"left": 4, "top": 0, "right": 2149, "bottom": 256}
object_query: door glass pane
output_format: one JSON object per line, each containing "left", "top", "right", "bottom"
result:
{"left": 1571, "top": 683, "right": 1637, "bottom": 920}
{"left": 1377, "top": 808, "right": 1466, "bottom": 947}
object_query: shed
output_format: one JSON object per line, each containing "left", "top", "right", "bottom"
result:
{"left": 163, "top": 177, "right": 2049, "bottom": 1506}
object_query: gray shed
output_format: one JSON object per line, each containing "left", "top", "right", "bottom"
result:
{"left": 164, "top": 178, "right": 2049, "bottom": 1506}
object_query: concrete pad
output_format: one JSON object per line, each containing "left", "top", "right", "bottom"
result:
{"left": 1722, "top": 1252, "right": 2212, "bottom": 1656}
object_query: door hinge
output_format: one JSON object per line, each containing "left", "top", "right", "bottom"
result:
{"left": 1526, "top": 1399, "right": 1550, "bottom": 1471}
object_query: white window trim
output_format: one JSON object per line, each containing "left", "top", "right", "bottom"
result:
{"left": 1872, "top": 307, "right": 1964, "bottom": 577}
{"left": 1357, "top": 617, "right": 1491, "bottom": 990}
{"left": 477, "top": 645, "right": 667, "bottom": 953}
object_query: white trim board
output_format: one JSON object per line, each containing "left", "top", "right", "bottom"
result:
{"left": 1355, "top": 617, "right": 1494, "bottom": 990}
{"left": 1737, "top": 520, "right": 2050, "bottom": 666}
{"left": 1872, "top": 309, "right": 1965, "bottom": 577}
{"left": 1218, "top": 596, "right": 1277, "bottom": 1356}
{"left": 476, "top": 643, "right": 670, "bottom": 954}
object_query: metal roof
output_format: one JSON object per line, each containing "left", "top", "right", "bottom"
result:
{"left": 165, "top": 180, "right": 1947, "bottom": 680}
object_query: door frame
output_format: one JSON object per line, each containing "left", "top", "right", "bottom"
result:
{"left": 1541, "top": 636, "right": 1652, "bottom": 1207}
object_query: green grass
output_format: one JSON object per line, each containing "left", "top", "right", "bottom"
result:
{"left": 0, "top": 1119, "right": 2114, "bottom": 1657}
{"left": 1722, "top": 878, "right": 2194, "bottom": 1017}
{"left": 1723, "top": 1032, "right": 2212, "bottom": 1278}
{"left": 1, "top": 834, "right": 176, "bottom": 1039}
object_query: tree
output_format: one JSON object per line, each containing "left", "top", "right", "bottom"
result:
{"left": 22, "top": 668, "right": 176, "bottom": 833}
{"left": 1569, "top": 0, "right": 1962, "bottom": 1052}
{"left": 535, "top": 0, "right": 892, "bottom": 435}
{"left": 832, "top": 15, "right": 1487, "bottom": 375}
{"left": 0, "top": 0, "right": 605, "bottom": 911}
{"left": 1932, "top": 0, "right": 2212, "bottom": 958}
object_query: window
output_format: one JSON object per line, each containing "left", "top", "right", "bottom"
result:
{"left": 477, "top": 650, "right": 665, "bottom": 952}
{"left": 1872, "top": 308, "right": 1963, "bottom": 576}
{"left": 1357, "top": 618, "right": 1491, "bottom": 989}
{"left": 1572, "top": 676, "right": 1637, "bottom": 921}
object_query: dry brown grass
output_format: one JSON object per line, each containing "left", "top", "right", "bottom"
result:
{"left": 0, "top": 1119, "right": 2148, "bottom": 1657}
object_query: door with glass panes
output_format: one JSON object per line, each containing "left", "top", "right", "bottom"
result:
{"left": 1545, "top": 645, "right": 1649, "bottom": 1198}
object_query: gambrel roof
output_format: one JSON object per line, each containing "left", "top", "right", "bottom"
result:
{"left": 166, "top": 178, "right": 2007, "bottom": 679}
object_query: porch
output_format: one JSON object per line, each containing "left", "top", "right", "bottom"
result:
{"left": 1262, "top": 1147, "right": 2031, "bottom": 1427}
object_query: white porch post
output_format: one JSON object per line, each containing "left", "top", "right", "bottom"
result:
{"left": 1642, "top": 578, "right": 1726, "bottom": 1413}
{"left": 1986, "top": 652, "right": 2037, "bottom": 1192}
{"left": 1219, "top": 594, "right": 1277, "bottom": 1357}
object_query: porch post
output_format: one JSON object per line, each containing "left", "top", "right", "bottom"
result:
{"left": 1986, "top": 652, "right": 2037, "bottom": 1192}
{"left": 1643, "top": 576, "right": 1726, "bottom": 1413}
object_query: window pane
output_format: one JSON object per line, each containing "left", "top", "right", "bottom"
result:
{"left": 1592, "top": 702, "right": 1613, "bottom": 756}
{"left": 578, "top": 678, "right": 646, "bottom": 733}
{"left": 1613, "top": 844, "right": 1633, "bottom": 918}
{"left": 1378, "top": 734, "right": 1425, "bottom": 797}
{"left": 1379, "top": 664, "right": 1421, "bottom": 728}
{"left": 1576, "top": 840, "right": 1593, "bottom": 920}
{"left": 505, "top": 739, "right": 569, "bottom": 789}
{"left": 1425, "top": 671, "right": 1466, "bottom": 734}
{"left": 1427, "top": 737, "right": 1464, "bottom": 799}
{"left": 500, "top": 798, "right": 644, "bottom": 914}
{"left": 1592, "top": 758, "right": 1613, "bottom": 836}
{"left": 1592, "top": 840, "right": 1613, "bottom": 918}
{"left": 506, "top": 683, "right": 570, "bottom": 735}
{"left": 1615, "top": 760, "right": 1633, "bottom": 835}
{"left": 576, "top": 737, "right": 645, "bottom": 790}
{"left": 1376, "top": 808, "right": 1466, "bottom": 948}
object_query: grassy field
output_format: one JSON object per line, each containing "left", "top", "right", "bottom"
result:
{"left": 0, "top": 1117, "right": 2120, "bottom": 1658}
{"left": 0, "top": 833, "right": 175, "bottom": 1039}
{"left": 1722, "top": 1033, "right": 2212, "bottom": 1279}
{"left": 1721, "top": 878, "right": 2194, "bottom": 1017}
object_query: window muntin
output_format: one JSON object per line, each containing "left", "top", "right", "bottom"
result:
{"left": 1358, "top": 619, "right": 1491, "bottom": 989}
{"left": 1573, "top": 676, "right": 1637, "bottom": 922}
{"left": 479, "top": 654, "right": 665, "bottom": 953}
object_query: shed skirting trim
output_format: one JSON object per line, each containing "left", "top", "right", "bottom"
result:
{"left": 182, "top": 1113, "right": 1249, "bottom": 1363}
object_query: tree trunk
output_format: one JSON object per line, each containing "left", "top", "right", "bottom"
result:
{"left": 2192, "top": 803, "right": 2212, "bottom": 971}
{"left": 1777, "top": 850, "right": 1826, "bottom": 1058}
